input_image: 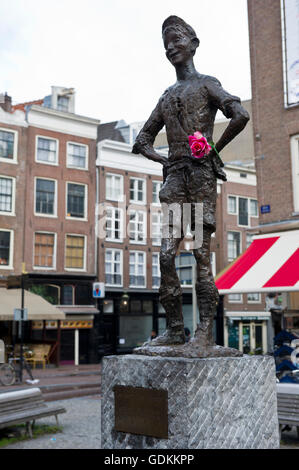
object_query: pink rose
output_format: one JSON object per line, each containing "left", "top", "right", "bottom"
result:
{"left": 188, "top": 132, "right": 212, "bottom": 159}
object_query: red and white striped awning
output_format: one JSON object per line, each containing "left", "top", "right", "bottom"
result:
{"left": 215, "top": 230, "right": 299, "bottom": 294}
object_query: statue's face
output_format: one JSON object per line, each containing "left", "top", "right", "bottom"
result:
{"left": 163, "top": 29, "right": 194, "bottom": 66}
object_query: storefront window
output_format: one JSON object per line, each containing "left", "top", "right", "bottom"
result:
{"left": 118, "top": 315, "right": 153, "bottom": 349}
{"left": 228, "top": 321, "right": 239, "bottom": 350}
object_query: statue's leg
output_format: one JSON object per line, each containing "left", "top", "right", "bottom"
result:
{"left": 192, "top": 225, "right": 219, "bottom": 348}
{"left": 152, "top": 236, "right": 185, "bottom": 345}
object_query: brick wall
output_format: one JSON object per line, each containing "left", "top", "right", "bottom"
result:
{"left": 248, "top": 0, "right": 299, "bottom": 224}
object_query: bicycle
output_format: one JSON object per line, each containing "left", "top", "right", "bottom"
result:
{"left": 0, "top": 346, "right": 39, "bottom": 386}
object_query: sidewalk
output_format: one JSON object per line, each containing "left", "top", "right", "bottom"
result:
{"left": 0, "top": 363, "right": 102, "bottom": 401}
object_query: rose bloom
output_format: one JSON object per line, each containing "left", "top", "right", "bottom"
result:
{"left": 188, "top": 132, "right": 212, "bottom": 159}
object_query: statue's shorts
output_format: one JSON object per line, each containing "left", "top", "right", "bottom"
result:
{"left": 159, "top": 157, "right": 217, "bottom": 233}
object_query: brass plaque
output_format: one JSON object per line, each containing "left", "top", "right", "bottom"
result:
{"left": 113, "top": 385, "right": 168, "bottom": 439}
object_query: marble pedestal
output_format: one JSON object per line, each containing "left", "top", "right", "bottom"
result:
{"left": 101, "top": 354, "right": 279, "bottom": 449}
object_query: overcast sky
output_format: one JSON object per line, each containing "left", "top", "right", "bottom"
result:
{"left": 1, "top": 0, "right": 251, "bottom": 124}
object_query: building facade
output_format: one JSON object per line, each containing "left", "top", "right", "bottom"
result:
{"left": 0, "top": 87, "right": 101, "bottom": 364}
{"left": 247, "top": 0, "right": 299, "bottom": 336}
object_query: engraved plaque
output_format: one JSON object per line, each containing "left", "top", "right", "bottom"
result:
{"left": 113, "top": 385, "right": 168, "bottom": 439}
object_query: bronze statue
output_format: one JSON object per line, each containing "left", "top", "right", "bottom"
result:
{"left": 132, "top": 16, "right": 249, "bottom": 356}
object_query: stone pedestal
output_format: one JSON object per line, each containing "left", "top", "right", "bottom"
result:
{"left": 101, "top": 354, "right": 280, "bottom": 449}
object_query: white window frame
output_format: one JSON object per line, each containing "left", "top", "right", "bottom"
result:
{"left": 129, "top": 209, "right": 147, "bottom": 245}
{"left": 152, "top": 252, "right": 161, "bottom": 289}
{"left": 105, "top": 206, "right": 123, "bottom": 243}
{"left": 129, "top": 250, "right": 146, "bottom": 288}
{"left": 129, "top": 177, "right": 146, "bottom": 204}
{"left": 35, "top": 135, "right": 59, "bottom": 166}
{"left": 33, "top": 231, "right": 57, "bottom": 270}
{"left": 210, "top": 251, "right": 216, "bottom": 277}
{"left": 152, "top": 180, "right": 163, "bottom": 205}
{"left": 228, "top": 293, "right": 243, "bottom": 304}
{"left": 227, "top": 195, "right": 237, "bottom": 215}
{"left": 227, "top": 194, "right": 258, "bottom": 226}
{"left": 66, "top": 181, "right": 88, "bottom": 221}
{"left": 247, "top": 293, "right": 261, "bottom": 304}
{"left": 34, "top": 177, "right": 58, "bottom": 218}
{"left": 0, "top": 228, "right": 14, "bottom": 269}
{"left": 175, "top": 253, "right": 195, "bottom": 288}
{"left": 227, "top": 230, "right": 242, "bottom": 263}
{"left": 64, "top": 233, "right": 87, "bottom": 272}
{"left": 66, "top": 141, "right": 89, "bottom": 170}
{"left": 105, "top": 173, "right": 124, "bottom": 202}
{"left": 105, "top": 248, "right": 123, "bottom": 287}
{"left": 0, "top": 175, "right": 16, "bottom": 216}
{"left": 291, "top": 135, "right": 299, "bottom": 213}
{"left": 0, "top": 127, "right": 18, "bottom": 164}
{"left": 151, "top": 210, "right": 162, "bottom": 246}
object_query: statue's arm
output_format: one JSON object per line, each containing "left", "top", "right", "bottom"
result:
{"left": 132, "top": 99, "right": 168, "bottom": 166}
{"left": 206, "top": 77, "right": 250, "bottom": 155}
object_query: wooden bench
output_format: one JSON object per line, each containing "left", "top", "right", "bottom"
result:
{"left": 0, "top": 388, "right": 66, "bottom": 437}
{"left": 277, "top": 383, "right": 299, "bottom": 439}
{"left": 25, "top": 344, "right": 52, "bottom": 369}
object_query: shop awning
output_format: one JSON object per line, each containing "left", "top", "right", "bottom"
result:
{"left": 0, "top": 288, "right": 66, "bottom": 321}
{"left": 216, "top": 230, "right": 299, "bottom": 295}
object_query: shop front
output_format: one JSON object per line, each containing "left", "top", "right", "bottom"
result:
{"left": 224, "top": 312, "right": 270, "bottom": 354}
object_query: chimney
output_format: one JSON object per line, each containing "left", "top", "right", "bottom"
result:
{"left": 0, "top": 93, "right": 12, "bottom": 112}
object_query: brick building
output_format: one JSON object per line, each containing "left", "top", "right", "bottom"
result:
{"left": 247, "top": 0, "right": 299, "bottom": 336}
{"left": 0, "top": 87, "right": 101, "bottom": 364}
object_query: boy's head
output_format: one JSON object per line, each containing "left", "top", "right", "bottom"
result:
{"left": 162, "top": 16, "right": 200, "bottom": 66}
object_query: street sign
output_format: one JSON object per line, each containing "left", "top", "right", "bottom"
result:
{"left": 13, "top": 308, "right": 28, "bottom": 321}
{"left": 93, "top": 282, "right": 105, "bottom": 299}
{"left": 260, "top": 205, "right": 271, "bottom": 214}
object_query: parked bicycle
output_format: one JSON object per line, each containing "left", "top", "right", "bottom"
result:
{"left": 0, "top": 345, "right": 39, "bottom": 386}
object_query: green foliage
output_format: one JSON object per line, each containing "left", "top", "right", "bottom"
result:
{"left": 28, "top": 285, "right": 57, "bottom": 305}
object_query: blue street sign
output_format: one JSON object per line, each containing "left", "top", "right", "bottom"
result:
{"left": 261, "top": 205, "right": 271, "bottom": 214}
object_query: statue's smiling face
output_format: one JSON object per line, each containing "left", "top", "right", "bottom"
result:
{"left": 163, "top": 29, "right": 194, "bottom": 66}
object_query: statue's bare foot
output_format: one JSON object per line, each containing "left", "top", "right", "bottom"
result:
{"left": 145, "top": 328, "right": 185, "bottom": 346}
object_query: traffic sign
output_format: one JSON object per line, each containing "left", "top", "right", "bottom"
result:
{"left": 93, "top": 282, "right": 105, "bottom": 298}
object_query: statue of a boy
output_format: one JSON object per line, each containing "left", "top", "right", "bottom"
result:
{"left": 132, "top": 16, "right": 249, "bottom": 352}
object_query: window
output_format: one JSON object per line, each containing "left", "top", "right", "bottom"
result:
{"left": 35, "top": 178, "right": 56, "bottom": 216}
{"left": 175, "top": 253, "right": 195, "bottom": 286}
{"left": 67, "top": 183, "right": 86, "bottom": 219}
{"left": 151, "top": 211, "right": 162, "bottom": 246}
{"left": 228, "top": 196, "right": 237, "bottom": 214}
{"left": 0, "top": 129, "right": 16, "bottom": 162}
{"left": 129, "top": 251, "right": 146, "bottom": 287}
{"left": 57, "top": 95, "right": 69, "bottom": 112}
{"left": 152, "top": 181, "right": 162, "bottom": 204}
{"left": 0, "top": 177, "right": 14, "bottom": 214}
{"left": 152, "top": 253, "right": 161, "bottom": 288}
{"left": 247, "top": 293, "right": 261, "bottom": 303}
{"left": 227, "top": 195, "right": 258, "bottom": 226}
{"left": 0, "top": 230, "right": 13, "bottom": 268}
{"left": 105, "top": 249, "right": 122, "bottom": 286}
{"left": 238, "top": 197, "right": 248, "bottom": 226}
{"left": 130, "top": 178, "right": 146, "bottom": 203}
{"left": 106, "top": 207, "right": 123, "bottom": 242}
{"left": 250, "top": 199, "right": 258, "bottom": 217}
{"left": 105, "top": 174, "right": 123, "bottom": 201}
{"left": 129, "top": 210, "right": 146, "bottom": 244}
{"left": 61, "top": 285, "right": 74, "bottom": 305}
{"left": 36, "top": 136, "right": 58, "bottom": 165}
{"left": 34, "top": 232, "right": 55, "bottom": 268}
{"left": 67, "top": 142, "right": 88, "bottom": 169}
{"left": 227, "top": 231, "right": 241, "bottom": 262}
{"left": 228, "top": 293, "right": 243, "bottom": 303}
{"left": 65, "top": 235, "right": 85, "bottom": 270}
